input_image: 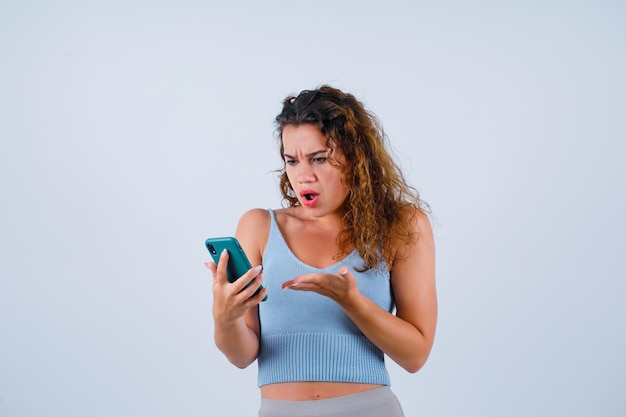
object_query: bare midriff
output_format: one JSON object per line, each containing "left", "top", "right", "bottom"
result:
{"left": 261, "top": 382, "right": 384, "bottom": 401}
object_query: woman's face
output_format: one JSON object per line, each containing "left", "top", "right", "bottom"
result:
{"left": 282, "top": 124, "right": 350, "bottom": 217}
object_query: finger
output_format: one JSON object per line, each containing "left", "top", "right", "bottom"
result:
{"left": 213, "top": 249, "right": 230, "bottom": 284}
{"left": 205, "top": 260, "right": 218, "bottom": 283}
{"left": 217, "top": 249, "right": 230, "bottom": 282}
{"left": 281, "top": 275, "right": 319, "bottom": 291}
{"left": 230, "top": 265, "right": 263, "bottom": 293}
{"left": 205, "top": 260, "right": 216, "bottom": 272}
{"left": 281, "top": 277, "right": 309, "bottom": 290}
{"left": 241, "top": 275, "right": 268, "bottom": 304}
{"left": 282, "top": 281, "right": 317, "bottom": 292}
{"left": 247, "top": 285, "right": 269, "bottom": 305}
{"left": 281, "top": 279, "right": 296, "bottom": 290}
{"left": 281, "top": 273, "right": 320, "bottom": 290}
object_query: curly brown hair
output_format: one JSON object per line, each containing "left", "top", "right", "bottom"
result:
{"left": 275, "top": 85, "right": 429, "bottom": 271}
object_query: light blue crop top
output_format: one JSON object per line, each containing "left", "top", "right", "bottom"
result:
{"left": 257, "top": 209, "right": 394, "bottom": 387}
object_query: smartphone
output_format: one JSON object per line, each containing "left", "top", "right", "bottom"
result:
{"left": 205, "top": 236, "right": 267, "bottom": 301}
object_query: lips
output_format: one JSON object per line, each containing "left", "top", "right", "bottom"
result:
{"left": 299, "top": 189, "right": 320, "bottom": 207}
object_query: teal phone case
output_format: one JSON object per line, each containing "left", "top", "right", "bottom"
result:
{"left": 205, "top": 236, "right": 267, "bottom": 301}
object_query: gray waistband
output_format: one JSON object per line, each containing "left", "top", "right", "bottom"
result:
{"left": 258, "top": 387, "right": 405, "bottom": 417}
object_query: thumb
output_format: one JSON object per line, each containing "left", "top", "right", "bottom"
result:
{"left": 206, "top": 249, "right": 229, "bottom": 284}
{"left": 338, "top": 265, "right": 350, "bottom": 276}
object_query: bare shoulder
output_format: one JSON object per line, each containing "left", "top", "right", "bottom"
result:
{"left": 235, "top": 209, "right": 272, "bottom": 263}
{"left": 388, "top": 206, "right": 436, "bottom": 311}
{"left": 391, "top": 206, "right": 434, "bottom": 263}
{"left": 413, "top": 207, "right": 434, "bottom": 245}
{"left": 237, "top": 208, "right": 271, "bottom": 230}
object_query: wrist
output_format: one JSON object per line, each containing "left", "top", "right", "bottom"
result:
{"left": 341, "top": 289, "right": 368, "bottom": 313}
{"left": 213, "top": 316, "right": 242, "bottom": 332}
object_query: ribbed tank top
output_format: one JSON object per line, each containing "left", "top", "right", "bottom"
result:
{"left": 257, "top": 209, "right": 394, "bottom": 387}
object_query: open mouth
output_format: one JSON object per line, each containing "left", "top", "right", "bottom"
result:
{"left": 300, "top": 190, "right": 319, "bottom": 206}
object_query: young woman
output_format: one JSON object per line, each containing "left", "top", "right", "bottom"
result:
{"left": 207, "top": 86, "right": 437, "bottom": 417}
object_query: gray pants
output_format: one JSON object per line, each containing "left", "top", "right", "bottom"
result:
{"left": 258, "top": 386, "right": 405, "bottom": 417}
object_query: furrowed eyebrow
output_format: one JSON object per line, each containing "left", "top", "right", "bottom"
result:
{"left": 283, "top": 150, "right": 328, "bottom": 159}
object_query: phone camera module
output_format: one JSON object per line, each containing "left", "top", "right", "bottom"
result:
{"left": 208, "top": 244, "right": 217, "bottom": 255}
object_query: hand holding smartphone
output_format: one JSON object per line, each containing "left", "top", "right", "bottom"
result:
{"left": 205, "top": 236, "right": 267, "bottom": 301}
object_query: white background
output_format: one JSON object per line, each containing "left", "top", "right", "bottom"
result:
{"left": 1, "top": 1, "right": 625, "bottom": 416}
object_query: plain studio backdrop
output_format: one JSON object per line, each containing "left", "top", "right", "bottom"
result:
{"left": 1, "top": 1, "right": 624, "bottom": 416}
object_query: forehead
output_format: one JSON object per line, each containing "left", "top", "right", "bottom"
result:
{"left": 282, "top": 124, "right": 330, "bottom": 152}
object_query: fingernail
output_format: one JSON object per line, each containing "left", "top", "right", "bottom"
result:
{"left": 282, "top": 282, "right": 297, "bottom": 290}
{"left": 339, "top": 266, "right": 348, "bottom": 275}
{"left": 254, "top": 265, "right": 263, "bottom": 273}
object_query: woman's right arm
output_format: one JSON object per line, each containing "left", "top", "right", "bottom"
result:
{"left": 207, "top": 209, "right": 269, "bottom": 369}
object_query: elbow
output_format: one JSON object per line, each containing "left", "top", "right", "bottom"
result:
{"left": 400, "top": 350, "right": 432, "bottom": 374}
{"left": 405, "top": 365, "right": 421, "bottom": 374}
{"left": 226, "top": 353, "right": 258, "bottom": 370}
{"left": 402, "top": 331, "right": 436, "bottom": 373}
{"left": 232, "top": 360, "right": 253, "bottom": 370}
{"left": 403, "top": 360, "right": 425, "bottom": 374}
{"left": 228, "top": 355, "right": 256, "bottom": 369}
{"left": 218, "top": 346, "right": 258, "bottom": 370}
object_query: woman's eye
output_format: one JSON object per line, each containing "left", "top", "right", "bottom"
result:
{"left": 285, "top": 159, "right": 297, "bottom": 166}
{"left": 312, "top": 157, "right": 327, "bottom": 164}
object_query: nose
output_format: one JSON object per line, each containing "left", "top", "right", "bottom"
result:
{"left": 296, "top": 163, "right": 315, "bottom": 183}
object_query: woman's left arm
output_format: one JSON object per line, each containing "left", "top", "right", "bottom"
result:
{"left": 380, "top": 209, "right": 437, "bottom": 372}
{"left": 283, "top": 210, "right": 437, "bottom": 373}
